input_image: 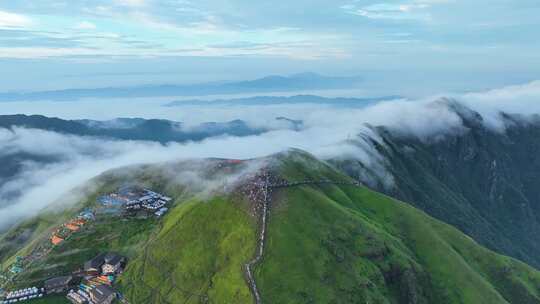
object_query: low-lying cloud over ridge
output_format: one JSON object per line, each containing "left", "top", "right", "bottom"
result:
{"left": 1, "top": 80, "right": 540, "bottom": 230}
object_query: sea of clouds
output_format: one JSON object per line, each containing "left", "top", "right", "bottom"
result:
{"left": 1, "top": 80, "right": 540, "bottom": 229}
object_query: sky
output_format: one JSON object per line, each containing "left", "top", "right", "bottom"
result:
{"left": 0, "top": 0, "right": 540, "bottom": 94}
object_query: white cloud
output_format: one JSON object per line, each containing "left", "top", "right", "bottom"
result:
{"left": 74, "top": 21, "right": 97, "bottom": 30}
{"left": 343, "top": 0, "right": 451, "bottom": 21}
{"left": 0, "top": 1, "right": 350, "bottom": 61}
{"left": 0, "top": 10, "right": 32, "bottom": 28}
{"left": 0, "top": 47, "right": 109, "bottom": 59}
{"left": 346, "top": 3, "right": 431, "bottom": 21}
{"left": 0, "top": 125, "right": 354, "bottom": 228}
{"left": 460, "top": 80, "right": 540, "bottom": 130}
{"left": 115, "top": 0, "right": 147, "bottom": 7}
{"left": 414, "top": 0, "right": 451, "bottom": 4}
{"left": 0, "top": 28, "right": 347, "bottom": 60}
{"left": 2, "top": 80, "right": 540, "bottom": 229}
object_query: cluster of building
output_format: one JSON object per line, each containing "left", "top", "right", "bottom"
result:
{"left": 99, "top": 187, "right": 172, "bottom": 217}
{"left": 0, "top": 252, "right": 126, "bottom": 304}
{"left": 67, "top": 285, "right": 116, "bottom": 304}
{"left": 50, "top": 211, "right": 95, "bottom": 246}
{"left": 8, "top": 258, "right": 23, "bottom": 275}
{"left": 0, "top": 209, "right": 96, "bottom": 291}
{"left": 0, "top": 187, "right": 168, "bottom": 304}
{"left": 65, "top": 252, "right": 126, "bottom": 304}
{"left": 0, "top": 287, "right": 44, "bottom": 303}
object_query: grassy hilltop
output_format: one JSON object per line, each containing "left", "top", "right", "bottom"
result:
{"left": 257, "top": 152, "right": 540, "bottom": 303}
{"left": 1, "top": 151, "right": 540, "bottom": 303}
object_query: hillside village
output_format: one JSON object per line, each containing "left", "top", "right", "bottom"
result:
{"left": 0, "top": 186, "right": 173, "bottom": 304}
{"left": 98, "top": 186, "right": 172, "bottom": 218}
{"left": 1, "top": 252, "right": 126, "bottom": 304}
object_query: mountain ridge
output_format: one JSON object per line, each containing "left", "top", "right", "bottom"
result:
{"left": 332, "top": 101, "right": 540, "bottom": 268}
{"left": 2, "top": 151, "right": 540, "bottom": 303}
{"left": 165, "top": 94, "right": 399, "bottom": 107}
{"left": 0, "top": 73, "right": 363, "bottom": 102}
{"left": 0, "top": 114, "right": 266, "bottom": 143}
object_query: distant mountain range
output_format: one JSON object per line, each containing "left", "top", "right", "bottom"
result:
{"left": 165, "top": 94, "right": 400, "bottom": 107}
{"left": 0, "top": 115, "right": 269, "bottom": 143}
{"left": 0, "top": 114, "right": 291, "bottom": 199}
{"left": 0, "top": 73, "right": 363, "bottom": 102}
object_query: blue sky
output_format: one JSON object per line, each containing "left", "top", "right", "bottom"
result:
{"left": 0, "top": 0, "right": 539, "bottom": 94}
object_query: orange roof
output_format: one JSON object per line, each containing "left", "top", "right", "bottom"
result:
{"left": 51, "top": 235, "right": 64, "bottom": 245}
{"left": 65, "top": 224, "right": 80, "bottom": 231}
{"left": 226, "top": 159, "right": 243, "bottom": 164}
{"left": 67, "top": 219, "right": 86, "bottom": 226}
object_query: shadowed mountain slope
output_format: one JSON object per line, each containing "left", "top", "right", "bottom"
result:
{"left": 333, "top": 102, "right": 540, "bottom": 269}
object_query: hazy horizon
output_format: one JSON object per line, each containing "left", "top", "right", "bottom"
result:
{"left": 1, "top": 0, "right": 540, "bottom": 95}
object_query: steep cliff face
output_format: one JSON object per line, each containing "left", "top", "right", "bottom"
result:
{"left": 333, "top": 103, "right": 540, "bottom": 268}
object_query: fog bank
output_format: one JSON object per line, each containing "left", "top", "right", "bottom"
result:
{"left": 1, "top": 80, "right": 540, "bottom": 229}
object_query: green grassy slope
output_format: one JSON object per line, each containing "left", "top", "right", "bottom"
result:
{"left": 3, "top": 152, "right": 540, "bottom": 304}
{"left": 2, "top": 197, "right": 255, "bottom": 304}
{"left": 118, "top": 196, "right": 256, "bottom": 304}
{"left": 256, "top": 152, "right": 540, "bottom": 304}
{"left": 333, "top": 114, "right": 540, "bottom": 269}
{"left": 0, "top": 168, "right": 174, "bottom": 287}
{"left": 1, "top": 161, "right": 258, "bottom": 304}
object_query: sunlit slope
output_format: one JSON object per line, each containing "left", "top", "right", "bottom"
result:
{"left": 0, "top": 164, "right": 187, "bottom": 284}
{"left": 2, "top": 152, "right": 540, "bottom": 304}
{"left": 0, "top": 161, "right": 258, "bottom": 304}
{"left": 118, "top": 196, "right": 256, "bottom": 304}
{"left": 255, "top": 152, "right": 540, "bottom": 304}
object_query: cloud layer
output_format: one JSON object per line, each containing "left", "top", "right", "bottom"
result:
{"left": 1, "top": 80, "right": 540, "bottom": 229}
{"left": 0, "top": 10, "right": 32, "bottom": 28}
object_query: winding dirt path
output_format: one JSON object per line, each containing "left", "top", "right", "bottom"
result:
{"left": 244, "top": 174, "right": 269, "bottom": 304}
{"left": 244, "top": 177, "right": 362, "bottom": 304}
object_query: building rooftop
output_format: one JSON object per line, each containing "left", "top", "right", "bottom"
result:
{"left": 84, "top": 252, "right": 125, "bottom": 272}
{"left": 89, "top": 285, "right": 116, "bottom": 303}
{"left": 44, "top": 276, "right": 73, "bottom": 289}
{"left": 51, "top": 235, "right": 64, "bottom": 245}
{"left": 84, "top": 253, "right": 107, "bottom": 271}
{"left": 103, "top": 253, "right": 124, "bottom": 266}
